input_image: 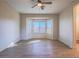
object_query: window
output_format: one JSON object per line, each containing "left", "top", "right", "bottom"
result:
{"left": 32, "top": 20, "right": 47, "bottom": 34}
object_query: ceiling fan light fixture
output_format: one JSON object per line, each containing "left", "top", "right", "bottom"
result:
{"left": 37, "top": 3, "right": 42, "bottom": 7}
{"left": 32, "top": 0, "right": 52, "bottom": 10}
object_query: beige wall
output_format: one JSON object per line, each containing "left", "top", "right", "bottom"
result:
{"left": 20, "top": 14, "right": 59, "bottom": 40}
{"left": 0, "top": 0, "right": 20, "bottom": 51}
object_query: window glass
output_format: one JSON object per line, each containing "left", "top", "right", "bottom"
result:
{"left": 33, "top": 21, "right": 39, "bottom": 33}
{"left": 39, "top": 21, "right": 46, "bottom": 33}
{"left": 47, "top": 20, "right": 52, "bottom": 28}
{"left": 32, "top": 20, "right": 52, "bottom": 34}
{"left": 47, "top": 20, "right": 52, "bottom": 33}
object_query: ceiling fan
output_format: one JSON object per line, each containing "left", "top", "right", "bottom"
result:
{"left": 32, "top": 0, "right": 52, "bottom": 10}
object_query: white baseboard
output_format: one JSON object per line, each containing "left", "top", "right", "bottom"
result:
{"left": 8, "top": 42, "right": 16, "bottom": 48}
{"left": 0, "top": 42, "right": 16, "bottom": 52}
{"left": 0, "top": 48, "right": 6, "bottom": 52}
{"left": 0, "top": 40, "right": 20, "bottom": 52}
{"left": 58, "top": 39, "right": 72, "bottom": 48}
{"left": 8, "top": 40, "right": 20, "bottom": 48}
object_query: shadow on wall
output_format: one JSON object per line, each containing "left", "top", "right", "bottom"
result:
{"left": 0, "top": 20, "right": 19, "bottom": 52}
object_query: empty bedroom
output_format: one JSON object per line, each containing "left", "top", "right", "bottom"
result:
{"left": 0, "top": 0, "right": 79, "bottom": 58}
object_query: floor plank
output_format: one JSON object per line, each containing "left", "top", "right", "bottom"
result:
{"left": 0, "top": 39, "right": 79, "bottom": 58}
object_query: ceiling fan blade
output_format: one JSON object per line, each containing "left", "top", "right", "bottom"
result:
{"left": 42, "top": 2, "right": 52, "bottom": 4}
{"left": 38, "top": 0, "right": 41, "bottom": 2}
{"left": 32, "top": 4, "right": 38, "bottom": 8}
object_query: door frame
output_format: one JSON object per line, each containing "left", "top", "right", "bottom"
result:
{"left": 73, "top": 2, "right": 79, "bottom": 49}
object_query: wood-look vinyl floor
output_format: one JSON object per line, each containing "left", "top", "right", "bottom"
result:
{"left": 0, "top": 39, "right": 79, "bottom": 58}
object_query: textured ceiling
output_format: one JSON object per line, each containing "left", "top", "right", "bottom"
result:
{"left": 6, "top": 0, "right": 74, "bottom": 14}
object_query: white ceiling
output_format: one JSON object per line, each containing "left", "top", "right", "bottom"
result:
{"left": 6, "top": 0, "right": 74, "bottom": 14}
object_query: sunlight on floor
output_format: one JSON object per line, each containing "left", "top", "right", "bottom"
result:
{"left": 8, "top": 42, "right": 18, "bottom": 48}
{"left": 26, "top": 40, "right": 41, "bottom": 44}
{"left": 76, "top": 44, "right": 79, "bottom": 51}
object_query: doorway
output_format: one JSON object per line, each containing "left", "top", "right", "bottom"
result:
{"left": 73, "top": 3, "right": 79, "bottom": 49}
